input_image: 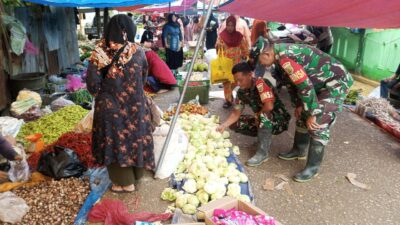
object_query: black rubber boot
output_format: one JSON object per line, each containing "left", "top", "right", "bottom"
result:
{"left": 278, "top": 131, "right": 310, "bottom": 160}
{"left": 293, "top": 139, "right": 325, "bottom": 183}
{"left": 246, "top": 127, "right": 271, "bottom": 167}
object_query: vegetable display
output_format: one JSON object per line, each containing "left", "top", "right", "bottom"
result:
{"left": 17, "top": 105, "right": 88, "bottom": 146}
{"left": 69, "top": 89, "right": 93, "bottom": 106}
{"left": 28, "top": 132, "right": 99, "bottom": 170}
{"left": 345, "top": 89, "right": 362, "bottom": 105}
{"left": 161, "top": 114, "right": 249, "bottom": 214}
{"left": 164, "top": 104, "right": 208, "bottom": 118}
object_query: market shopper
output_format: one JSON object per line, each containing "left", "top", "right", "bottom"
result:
{"left": 205, "top": 13, "right": 219, "bottom": 50}
{"left": 306, "top": 26, "right": 334, "bottom": 53}
{"left": 256, "top": 41, "right": 353, "bottom": 182}
{"left": 219, "top": 15, "right": 251, "bottom": 48}
{"left": 380, "top": 63, "right": 400, "bottom": 98}
{"left": 216, "top": 62, "right": 290, "bottom": 166}
{"left": 162, "top": 13, "right": 184, "bottom": 71}
{"left": 251, "top": 20, "right": 269, "bottom": 46}
{"left": 216, "top": 15, "right": 249, "bottom": 108}
{"left": 87, "top": 14, "right": 155, "bottom": 193}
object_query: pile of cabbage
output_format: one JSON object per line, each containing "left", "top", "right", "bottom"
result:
{"left": 160, "top": 114, "right": 250, "bottom": 215}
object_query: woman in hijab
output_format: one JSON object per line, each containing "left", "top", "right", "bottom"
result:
{"left": 87, "top": 14, "right": 154, "bottom": 193}
{"left": 162, "top": 13, "right": 183, "bottom": 71}
{"left": 216, "top": 15, "right": 249, "bottom": 108}
{"left": 205, "top": 13, "right": 219, "bottom": 50}
{"left": 251, "top": 20, "right": 269, "bottom": 46}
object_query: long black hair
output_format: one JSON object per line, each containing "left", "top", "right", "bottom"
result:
{"left": 104, "top": 14, "right": 137, "bottom": 47}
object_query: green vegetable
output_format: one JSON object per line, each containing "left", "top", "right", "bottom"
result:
{"left": 161, "top": 188, "right": 178, "bottom": 201}
{"left": 345, "top": 89, "right": 362, "bottom": 105}
{"left": 182, "top": 204, "right": 196, "bottom": 215}
{"left": 17, "top": 105, "right": 88, "bottom": 146}
{"left": 69, "top": 89, "right": 93, "bottom": 105}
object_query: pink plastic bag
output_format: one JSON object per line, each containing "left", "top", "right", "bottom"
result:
{"left": 88, "top": 199, "right": 172, "bottom": 225}
{"left": 66, "top": 75, "right": 85, "bottom": 92}
{"left": 212, "top": 208, "right": 276, "bottom": 225}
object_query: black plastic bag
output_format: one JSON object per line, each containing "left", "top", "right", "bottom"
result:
{"left": 37, "top": 146, "right": 86, "bottom": 180}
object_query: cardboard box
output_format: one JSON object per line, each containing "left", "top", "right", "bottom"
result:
{"left": 197, "top": 197, "right": 282, "bottom": 225}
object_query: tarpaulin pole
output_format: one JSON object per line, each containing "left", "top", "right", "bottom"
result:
{"left": 155, "top": 0, "right": 216, "bottom": 174}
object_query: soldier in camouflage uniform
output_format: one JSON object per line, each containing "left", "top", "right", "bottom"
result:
{"left": 217, "top": 62, "right": 290, "bottom": 167}
{"left": 256, "top": 40, "right": 353, "bottom": 182}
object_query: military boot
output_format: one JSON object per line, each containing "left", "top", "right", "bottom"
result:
{"left": 278, "top": 131, "right": 310, "bottom": 160}
{"left": 293, "top": 139, "right": 325, "bottom": 182}
{"left": 246, "top": 127, "right": 272, "bottom": 167}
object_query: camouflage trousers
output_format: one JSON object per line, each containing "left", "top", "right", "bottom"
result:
{"left": 296, "top": 111, "right": 337, "bottom": 146}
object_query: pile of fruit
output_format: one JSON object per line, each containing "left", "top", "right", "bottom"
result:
{"left": 193, "top": 62, "right": 208, "bottom": 72}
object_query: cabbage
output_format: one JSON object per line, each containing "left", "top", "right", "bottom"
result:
{"left": 228, "top": 175, "right": 241, "bottom": 183}
{"left": 204, "top": 180, "right": 218, "bottom": 194}
{"left": 223, "top": 140, "right": 232, "bottom": 148}
{"left": 239, "top": 173, "right": 248, "bottom": 183}
{"left": 183, "top": 179, "right": 197, "bottom": 193}
{"left": 161, "top": 188, "right": 178, "bottom": 201}
{"left": 232, "top": 146, "right": 240, "bottom": 155}
{"left": 196, "top": 178, "right": 205, "bottom": 189}
{"left": 222, "top": 131, "right": 230, "bottom": 139}
{"left": 187, "top": 194, "right": 200, "bottom": 207}
{"left": 176, "top": 194, "right": 188, "bottom": 208}
{"left": 227, "top": 183, "right": 241, "bottom": 198}
{"left": 182, "top": 204, "right": 197, "bottom": 215}
{"left": 196, "top": 190, "right": 209, "bottom": 205}
{"left": 238, "top": 194, "right": 251, "bottom": 203}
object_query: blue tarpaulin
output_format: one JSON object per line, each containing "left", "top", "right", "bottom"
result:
{"left": 23, "top": 0, "right": 173, "bottom": 8}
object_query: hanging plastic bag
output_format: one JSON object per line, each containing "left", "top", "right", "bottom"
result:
{"left": 75, "top": 108, "right": 94, "bottom": 133}
{"left": 0, "top": 191, "right": 30, "bottom": 224}
{"left": 37, "top": 146, "right": 87, "bottom": 180}
{"left": 8, "top": 159, "right": 30, "bottom": 182}
{"left": 210, "top": 48, "right": 234, "bottom": 84}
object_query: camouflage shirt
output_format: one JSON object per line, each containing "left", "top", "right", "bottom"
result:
{"left": 234, "top": 77, "right": 290, "bottom": 134}
{"left": 273, "top": 43, "right": 354, "bottom": 116}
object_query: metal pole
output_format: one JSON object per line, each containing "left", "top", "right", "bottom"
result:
{"left": 155, "top": 0, "right": 216, "bottom": 174}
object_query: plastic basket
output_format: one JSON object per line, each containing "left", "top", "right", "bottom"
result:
{"left": 178, "top": 80, "right": 210, "bottom": 104}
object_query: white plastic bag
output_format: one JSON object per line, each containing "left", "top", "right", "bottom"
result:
{"left": 0, "top": 192, "right": 30, "bottom": 224}
{"left": 204, "top": 49, "right": 217, "bottom": 64}
{"left": 154, "top": 124, "right": 188, "bottom": 179}
{"left": 50, "top": 96, "right": 75, "bottom": 112}
{"left": 0, "top": 117, "right": 25, "bottom": 137}
{"left": 8, "top": 148, "right": 30, "bottom": 183}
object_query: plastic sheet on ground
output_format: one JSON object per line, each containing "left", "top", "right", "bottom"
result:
{"left": 74, "top": 167, "right": 112, "bottom": 225}
{"left": 0, "top": 172, "right": 50, "bottom": 193}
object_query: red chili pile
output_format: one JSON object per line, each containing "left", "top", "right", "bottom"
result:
{"left": 28, "top": 132, "right": 101, "bottom": 170}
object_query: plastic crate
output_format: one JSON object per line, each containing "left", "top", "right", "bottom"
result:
{"left": 178, "top": 80, "right": 210, "bottom": 104}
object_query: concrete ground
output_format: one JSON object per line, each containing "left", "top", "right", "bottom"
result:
{"left": 93, "top": 84, "right": 400, "bottom": 225}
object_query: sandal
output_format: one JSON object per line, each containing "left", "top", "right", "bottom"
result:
{"left": 223, "top": 101, "right": 233, "bottom": 109}
{"left": 110, "top": 185, "right": 124, "bottom": 193}
{"left": 122, "top": 184, "right": 136, "bottom": 193}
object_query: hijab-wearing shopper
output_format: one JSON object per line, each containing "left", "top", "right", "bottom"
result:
{"left": 87, "top": 15, "right": 155, "bottom": 193}
{"left": 216, "top": 15, "right": 249, "bottom": 108}
{"left": 162, "top": 13, "right": 184, "bottom": 71}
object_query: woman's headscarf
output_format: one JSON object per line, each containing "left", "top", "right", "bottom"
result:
{"left": 90, "top": 14, "right": 138, "bottom": 70}
{"left": 251, "top": 20, "right": 268, "bottom": 46}
{"left": 104, "top": 14, "right": 137, "bottom": 47}
{"left": 219, "top": 15, "right": 243, "bottom": 48}
{"left": 167, "top": 13, "right": 180, "bottom": 28}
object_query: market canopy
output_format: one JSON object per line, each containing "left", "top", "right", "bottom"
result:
{"left": 219, "top": 0, "right": 400, "bottom": 28}
{"left": 22, "top": 0, "right": 174, "bottom": 8}
{"left": 137, "top": 0, "right": 197, "bottom": 13}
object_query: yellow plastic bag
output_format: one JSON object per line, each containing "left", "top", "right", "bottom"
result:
{"left": 210, "top": 48, "right": 234, "bottom": 84}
